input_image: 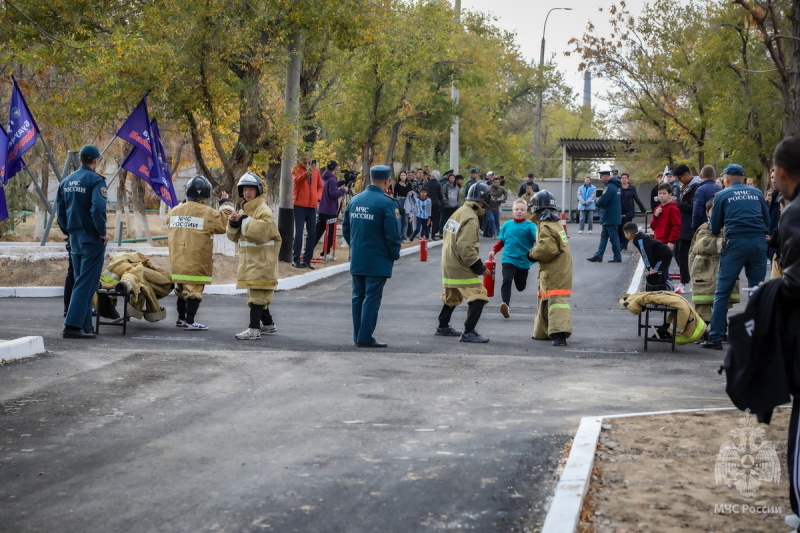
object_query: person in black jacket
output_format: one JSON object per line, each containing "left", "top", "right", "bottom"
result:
{"left": 766, "top": 168, "right": 782, "bottom": 265}
{"left": 423, "top": 173, "right": 444, "bottom": 239}
{"left": 764, "top": 137, "right": 800, "bottom": 527}
{"left": 623, "top": 222, "right": 674, "bottom": 291}
{"left": 618, "top": 173, "right": 648, "bottom": 251}
{"left": 674, "top": 164, "right": 702, "bottom": 290}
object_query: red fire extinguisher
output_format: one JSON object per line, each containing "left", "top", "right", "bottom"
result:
{"left": 420, "top": 237, "right": 428, "bottom": 261}
{"left": 483, "top": 257, "right": 495, "bottom": 297}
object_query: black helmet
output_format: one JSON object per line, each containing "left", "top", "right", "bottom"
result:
{"left": 185, "top": 175, "right": 212, "bottom": 201}
{"left": 237, "top": 171, "right": 264, "bottom": 197}
{"left": 529, "top": 190, "right": 560, "bottom": 221}
{"left": 466, "top": 181, "right": 491, "bottom": 203}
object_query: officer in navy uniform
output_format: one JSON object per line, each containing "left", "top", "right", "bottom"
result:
{"left": 56, "top": 145, "right": 109, "bottom": 338}
{"left": 700, "top": 163, "right": 770, "bottom": 350}
{"left": 342, "top": 165, "right": 402, "bottom": 348}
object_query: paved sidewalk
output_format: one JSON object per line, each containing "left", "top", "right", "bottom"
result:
{"left": 0, "top": 231, "right": 735, "bottom": 532}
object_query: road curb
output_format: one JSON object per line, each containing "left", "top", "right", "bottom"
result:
{"left": 0, "top": 240, "right": 443, "bottom": 298}
{"left": 0, "top": 336, "right": 46, "bottom": 364}
{"left": 541, "top": 407, "right": 737, "bottom": 533}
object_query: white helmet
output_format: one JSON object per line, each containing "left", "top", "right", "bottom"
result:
{"left": 237, "top": 172, "right": 264, "bottom": 197}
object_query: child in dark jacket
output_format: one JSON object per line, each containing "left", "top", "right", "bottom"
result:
{"left": 623, "top": 222, "right": 675, "bottom": 292}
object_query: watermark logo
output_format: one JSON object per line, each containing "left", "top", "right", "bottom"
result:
{"left": 715, "top": 410, "right": 780, "bottom": 498}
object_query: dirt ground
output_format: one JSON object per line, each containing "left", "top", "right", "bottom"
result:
{"left": 579, "top": 409, "right": 792, "bottom": 532}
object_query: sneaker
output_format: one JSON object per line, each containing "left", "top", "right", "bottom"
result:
{"left": 260, "top": 323, "right": 278, "bottom": 334}
{"left": 235, "top": 327, "right": 261, "bottom": 340}
{"left": 499, "top": 302, "right": 510, "bottom": 318}
{"left": 700, "top": 339, "right": 723, "bottom": 350}
{"left": 588, "top": 230, "right": 593, "bottom": 234}
{"left": 184, "top": 322, "right": 209, "bottom": 331}
{"left": 673, "top": 284, "right": 684, "bottom": 294}
{"left": 175, "top": 319, "right": 186, "bottom": 328}
{"left": 578, "top": 230, "right": 583, "bottom": 234}
{"left": 435, "top": 326, "right": 462, "bottom": 336}
{"left": 785, "top": 514, "right": 800, "bottom": 529}
{"left": 460, "top": 330, "right": 489, "bottom": 343}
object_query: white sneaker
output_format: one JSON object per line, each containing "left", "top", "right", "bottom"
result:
{"left": 578, "top": 230, "right": 583, "bottom": 234}
{"left": 588, "top": 230, "right": 593, "bottom": 234}
{"left": 235, "top": 327, "right": 261, "bottom": 340}
{"left": 175, "top": 319, "right": 186, "bottom": 328}
{"left": 184, "top": 322, "right": 208, "bottom": 331}
{"left": 260, "top": 323, "right": 278, "bottom": 334}
{"left": 673, "top": 284, "right": 684, "bottom": 294}
{"left": 785, "top": 513, "right": 800, "bottom": 529}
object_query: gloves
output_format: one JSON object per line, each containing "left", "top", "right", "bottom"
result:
{"left": 228, "top": 214, "right": 248, "bottom": 228}
{"left": 469, "top": 259, "right": 486, "bottom": 276}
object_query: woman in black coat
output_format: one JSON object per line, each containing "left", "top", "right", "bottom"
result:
{"left": 618, "top": 173, "right": 648, "bottom": 250}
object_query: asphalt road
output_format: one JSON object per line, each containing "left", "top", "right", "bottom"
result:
{"left": 0, "top": 231, "right": 735, "bottom": 532}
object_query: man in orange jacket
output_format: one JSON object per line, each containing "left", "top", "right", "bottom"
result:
{"left": 291, "top": 155, "right": 323, "bottom": 268}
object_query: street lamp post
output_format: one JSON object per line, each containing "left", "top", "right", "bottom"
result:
{"left": 533, "top": 7, "right": 572, "bottom": 172}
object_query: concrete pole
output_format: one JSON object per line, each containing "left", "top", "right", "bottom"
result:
{"left": 449, "top": 0, "right": 461, "bottom": 175}
{"left": 533, "top": 8, "right": 571, "bottom": 174}
{"left": 278, "top": 33, "right": 302, "bottom": 263}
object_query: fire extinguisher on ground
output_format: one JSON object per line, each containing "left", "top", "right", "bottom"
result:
{"left": 483, "top": 257, "right": 495, "bottom": 297}
{"left": 420, "top": 237, "right": 428, "bottom": 261}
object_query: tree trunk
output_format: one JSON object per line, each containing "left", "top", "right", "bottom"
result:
{"left": 278, "top": 33, "right": 302, "bottom": 263}
{"left": 402, "top": 137, "right": 413, "bottom": 172}
{"left": 786, "top": 0, "right": 800, "bottom": 137}
{"left": 384, "top": 121, "right": 401, "bottom": 175}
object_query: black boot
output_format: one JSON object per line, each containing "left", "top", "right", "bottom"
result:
{"left": 435, "top": 304, "right": 461, "bottom": 336}
{"left": 552, "top": 332, "right": 567, "bottom": 346}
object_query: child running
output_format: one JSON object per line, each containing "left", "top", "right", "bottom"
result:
{"left": 488, "top": 198, "right": 537, "bottom": 318}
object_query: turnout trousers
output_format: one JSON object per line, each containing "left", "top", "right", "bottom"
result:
{"left": 533, "top": 296, "right": 572, "bottom": 340}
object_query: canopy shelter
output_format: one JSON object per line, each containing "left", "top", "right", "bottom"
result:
{"left": 557, "top": 138, "right": 640, "bottom": 215}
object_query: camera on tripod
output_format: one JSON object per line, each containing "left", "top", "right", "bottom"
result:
{"left": 342, "top": 169, "right": 359, "bottom": 187}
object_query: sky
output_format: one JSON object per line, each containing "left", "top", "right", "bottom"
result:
{"left": 461, "top": 0, "right": 647, "bottom": 110}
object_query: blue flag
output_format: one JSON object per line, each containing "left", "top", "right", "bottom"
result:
{"left": 0, "top": 186, "right": 8, "bottom": 222}
{"left": 118, "top": 101, "right": 178, "bottom": 207}
{"left": 149, "top": 119, "right": 177, "bottom": 207}
{"left": 4, "top": 77, "right": 39, "bottom": 184}
{"left": 115, "top": 97, "right": 152, "bottom": 155}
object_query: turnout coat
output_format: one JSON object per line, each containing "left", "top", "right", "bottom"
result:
{"left": 530, "top": 220, "right": 572, "bottom": 299}
{"left": 620, "top": 291, "right": 706, "bottom": 344}
{"left": 689, "top": 222, "right": 740, "bottom": 307}
{"left": 167, "top": 199, "right": 234, "bottom": 284}
{"left": 442, "top": 201, "right": 484, "bottom": 288}
{"left": 226, "top": 196, "right": 281, "bottom": 290}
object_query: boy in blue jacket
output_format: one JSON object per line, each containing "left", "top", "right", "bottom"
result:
{"left": 488, "top": 199, "right": 538, "bottom": 318}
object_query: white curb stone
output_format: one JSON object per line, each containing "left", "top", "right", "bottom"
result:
{"left": 0, "top": 336, "right": 46, "bottom": 363}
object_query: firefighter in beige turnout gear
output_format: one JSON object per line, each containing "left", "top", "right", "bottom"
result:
{"left": 528, "top": 190, "right": 573, "bottom": 346}
{"left": 437, "top": 182, "right": 493, "bottom": 343}
{"left": 227, "top": 172, "right": 282, "bottom": 340}
{"left": 167, "top": 175, "right": 234, "bottom": 330}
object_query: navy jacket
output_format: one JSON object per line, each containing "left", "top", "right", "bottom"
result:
{"left": 691, "top": 179, "right": 721, "bottom": 232}
{"left": 342, "top": 184, "right": 401, "bottom": 277}
{"left": 709, "top": 183, "right": 769, "bottom": 238}
{"left": 56, "top": 165, "right": 107, "bottom": 241}
{"left": 423, "top": 178, "right": 443, "bottom": 207}
{"left": 677, "top": 177, "right": 701, "bottom": 240}
{"left": 596, "top": 177, "right": 622, "bottom": 225}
